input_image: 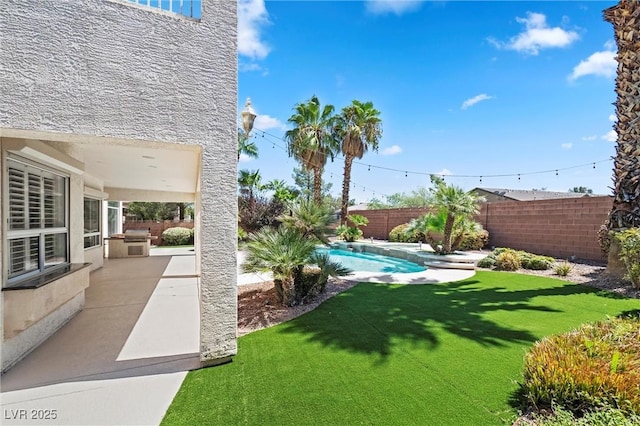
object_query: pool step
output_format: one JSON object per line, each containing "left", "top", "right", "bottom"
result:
{"left": 424, "top": 260, "right": 476, "bottom": 270}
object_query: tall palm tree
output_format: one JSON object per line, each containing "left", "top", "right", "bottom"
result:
{"left": 603, "top": 1, "right": 640, "bottom": 231}
{"left": 428, "top": 175, "right": 483, "bottom": 254}
{"left": 285, "top": 96, "right": 339, "bottom": 205}
{"left": 238, "top": 130, "right": 259, "bottom": 162}
{"left": 335, "top": 100, "right": 382, "bottom": 225}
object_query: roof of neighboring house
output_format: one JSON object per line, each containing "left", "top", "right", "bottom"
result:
{"left": 348, "top": 203, "right": 370, "bottom": 211}
{"left": 471, "top": 187, "right": 600, "bottom": 201}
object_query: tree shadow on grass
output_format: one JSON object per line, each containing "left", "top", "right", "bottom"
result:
{"left": 277, "top": 275, "right": 603, "bottom": 361}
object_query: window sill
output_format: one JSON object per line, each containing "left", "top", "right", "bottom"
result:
{"left": 3, "top": 263, "right": 92, "bottom": 291}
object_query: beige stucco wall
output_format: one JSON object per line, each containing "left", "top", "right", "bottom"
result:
{"left": 3, "top": 267, "right": 90, "bottom": 340}
{"left": 1, "top": 0, "right": 238, "bottom": 365}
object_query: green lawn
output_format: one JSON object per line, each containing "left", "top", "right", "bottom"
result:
{"left": 162, "top": 271, "right": 640, "bottom": 425}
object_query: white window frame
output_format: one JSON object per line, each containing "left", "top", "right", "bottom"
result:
{"left": 5, "top": 156, "right": 70, "bottom": 285}
{"left": 84, "top": 197, "right": 102, "bottom": 250}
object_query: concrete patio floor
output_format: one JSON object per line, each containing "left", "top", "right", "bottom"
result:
{"left": 1, "top": 248, "right": 200, "bottom": 425}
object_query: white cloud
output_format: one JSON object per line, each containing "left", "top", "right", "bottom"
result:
{"left": 254, "top": 114, "right": 286, "bottom": 132}
{"left": 490, "top": 12, "right": 579, "bottom": 55}
{"left": 239, "top": 153, "right": 253, "bottom": 163}
{"left": 602, "top": 130, "right": 617, "bottom": 142}
{"left": 569, "top": 49, "right": 616, "bottom": 81}
{"left": 561, "top": 143, "right": 573, "bottom": 150}
{"left": 609, "top": 114, "right": 617, "bottom": 122}
{"left": 581, "top": 135, "right": 597, "bottom": 141}
{"left": 365, "top": 0, "right": 422, "bottom": 16}
{"left": 461, "top": 94, "right": 494, "bottom": 110}
{"left": 435, "top": 168, "right": 452, "bottom": 176}
{"left": 238, "top": 0, "right": 270, "bottom": 60}
{"left": 382, "top": 145, "right": 402, "bottom": 155}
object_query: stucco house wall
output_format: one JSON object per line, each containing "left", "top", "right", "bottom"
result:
{"left": 1, "top": 0, "right": 237, "bottom": 367}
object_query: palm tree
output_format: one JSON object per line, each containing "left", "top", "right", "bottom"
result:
{"left": 428, "top": 175, "right": 484, "bottom": 254}
{"left": 279, "top": 199, "right": 334, "bottom": 244}
{"left": 285, "top": 96, "right": 339, "bottom": 205}
{"left": 242, "top": 227, "right": 350, "bottom": 305}
{"left": 335, "top": 100, "right": 382, "bottom": 225}
{"left": 237, "top": 169, "right": 262, "bottom": 205}
{"left": 603, "top": 1, "right": 640, "bottom": 231}
{"left": 238, "top": 130, "right": 258, "bottom": 162}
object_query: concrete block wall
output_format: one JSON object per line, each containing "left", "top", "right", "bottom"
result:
{"left": 123, "top": 220, "right": 195, "bottom": 245}
{"left": 351, "top": 196, "right": 613, "bottom": 262}
{"left": 477, "top": 196, "right": 612, "bottom": 262}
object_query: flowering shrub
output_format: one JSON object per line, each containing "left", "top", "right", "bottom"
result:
{"left": 519, "top": 316, "right": 640, "bottom": 416}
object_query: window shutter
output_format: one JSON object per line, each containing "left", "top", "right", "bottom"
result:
{"left": 8, "top": 166, "right": 26, "bottom": 230}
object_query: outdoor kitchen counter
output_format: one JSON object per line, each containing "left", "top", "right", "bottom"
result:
{"left": 105, "top": 231, "right": 157, "bottom": 259}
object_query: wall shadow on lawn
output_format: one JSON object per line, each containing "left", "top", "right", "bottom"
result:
{"left": 278, "top": 276, "right": 603, "bottom": 361}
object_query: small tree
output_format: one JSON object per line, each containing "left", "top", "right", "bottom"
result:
{"left": 425, "top": 176, "right": 484, "bottom": 254}
{"left": 336, "top": 214, "right": 368, "bottom": 242}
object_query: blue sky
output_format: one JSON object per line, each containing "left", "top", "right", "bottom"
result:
{"left": 238, "top": 0, "right": 619, "bottom": 202}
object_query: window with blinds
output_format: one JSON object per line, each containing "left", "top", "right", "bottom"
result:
{"left": 6, "top": 158, "right": 69, "bottom": 283}
{"left": 84, "top": 197, "right": 101, "bottom": 249}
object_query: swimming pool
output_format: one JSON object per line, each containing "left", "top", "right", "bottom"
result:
{"left": 316, "top": 247, "right": 425, "bottom": 274}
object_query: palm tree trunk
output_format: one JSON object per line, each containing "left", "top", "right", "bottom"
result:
{"left": 443, "top": 214, "right": 455, "bottom": 254}
{"left": 604, "top": 0, "right": 640, "bottom": 230}
{"left": 341, "top": 155, "right": 354, "bottom": 225}
{"left": 313, "top": 167, "right": 322, "bottom": 206}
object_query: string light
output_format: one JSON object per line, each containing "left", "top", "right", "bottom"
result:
{"left": 249, "top": 126, "right": 611, "bottom": 194}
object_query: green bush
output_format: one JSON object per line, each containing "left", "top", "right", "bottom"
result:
{"left": 238, "top": 227, "right": 248, "bottom": 242}
{"left": 533, "top": 404, "right": 640, "bottom": 426}
{"left": 519, "top": 316, "right": 640, "bottom": 416}
{"left": 554, "top": 262, "right": 572, "bottom": 277}
{"left": 161, "top": 227, "right": 193, "bottom": 246}
{"left": 388, "top": 223, "right": 424, "bottom": 243}
{"left": 521, "top": 254, "right": 554, "bottom": 270}
{"left": 458, "top": 229, "right": 489, "bottom": 251}
{"left": 495, "top": 249, "right": 521, "bottom": 271}
{"left": 614, "top": 228, "right": 640, "bottom": 288}
{"left": 476, "top": 256, "right": 496, "bottom": 269}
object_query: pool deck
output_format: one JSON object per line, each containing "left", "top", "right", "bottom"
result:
{"left": 238, "top": 241, "right": 488, "bottom": 285}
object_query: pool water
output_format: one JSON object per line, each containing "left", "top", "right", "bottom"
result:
{"left": 316, "top": 248, "right": 425, "bottom": 274}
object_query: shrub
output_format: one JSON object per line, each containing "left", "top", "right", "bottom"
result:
{"left": 521, "top": 254, "right": 554, "bottom": 270}
{"left": 476, "top": 256, "right": 496, "bottom": 269}
{"left": 518, "top": 316, "right": 640, "bottom": 416}
{"left": 458, "top": 229, "right": 489, "bottom": 251}
{"left": 388, "top": 223, "right": 424, "bottom": 243}
{"left": 614, "top": 228, "right": 640, "bottom": 289}
{"left": 555, "top": 261, "right": 572, "bottom": 277}
{"left": 238, "top": 227, "right": 248, "bottom": 242}
{"left": 495, "top": 249, "right": 521, "bottom": 271}
{"left": 533, "top": 404, "right": 640, "bottom": 426}
{"left": 161, "top": 227, "right": 193, "bottom": 246}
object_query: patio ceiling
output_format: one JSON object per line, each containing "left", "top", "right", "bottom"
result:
{"left": 79, "top": 142, "right": 201, "bottom": 200}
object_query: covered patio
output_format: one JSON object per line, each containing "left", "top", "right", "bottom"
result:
{"left": 1, "top": 248, "right": 200, "bottom": 425}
